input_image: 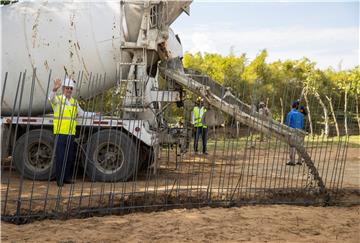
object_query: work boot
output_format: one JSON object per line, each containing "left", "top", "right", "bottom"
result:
{"left": 286, "top": 161, "right": 296, "bottom": 166}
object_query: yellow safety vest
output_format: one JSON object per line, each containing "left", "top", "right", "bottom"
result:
{"left": 52, "top": 95, "right": 77, "bottom": 135}
{"left": 193, "top": 106, "right": 207, "bottom": 128}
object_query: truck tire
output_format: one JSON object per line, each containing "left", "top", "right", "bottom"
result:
{"left": 1, "top": 124, "right": 13, "bottom": 160}
{"left": 138, "top": 145, "right": 154, "bottom": 171}
{"left": 13, "top": 129, "right": 56, "bottom": 180}
{"left": 85, "top": 129, "right": 138, "bottom": 182}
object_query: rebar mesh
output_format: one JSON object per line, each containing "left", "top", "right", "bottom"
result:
{"left": 1, "top": 0, "right": 359, "bottom": 225}
{"left": 1, "top": 64, "right": 357, "bottom": 224}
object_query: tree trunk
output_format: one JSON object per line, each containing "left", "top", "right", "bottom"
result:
{"left": 355, "top": 87, "right": 360, "bottom": 135}
{"left": 280, "top": 97, "right": 284, "bottom": 124}
{"left": 344, "top": 88, "right": 348, "bottom": 136}
{"left": 326, "top": 95, "right": 340, "bottom": 137}
{"left": 298, "top": 87, "right": 306, "bottom": 103}
{"left": 314, "top": 91, "right": 329, "bottom": 137}
{"left": 304, "top": 92, "right": 313, "bottom": 136}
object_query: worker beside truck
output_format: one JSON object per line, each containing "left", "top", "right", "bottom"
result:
{"left": 48, "top": 78, "right": 98, "bottom": 186}
{"left": 192, "top": 97, "right": 208, "bottom": 155}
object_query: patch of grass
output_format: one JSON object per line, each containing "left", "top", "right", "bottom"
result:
{"left": 305, "top": 135, "right": 360, "bottom": 148}
{"left": 191, "top": 135, "right": 360, "bottom": 152}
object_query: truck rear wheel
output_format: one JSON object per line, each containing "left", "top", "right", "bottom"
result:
{"left": 138, "top": 145, "right": 154, "bottom": 171}
{"left": 85, "top": 129, "right": 138, "bottom": 182}
{"left": 13, "top": 129, "right": 56, "bottom": 180}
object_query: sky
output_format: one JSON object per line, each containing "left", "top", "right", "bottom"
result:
{"left": 172, "top": 0, "right": 359, "bottom": 70}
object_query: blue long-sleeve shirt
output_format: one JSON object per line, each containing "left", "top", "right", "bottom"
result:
{"left": 285, "top": 109, "right": 304, "bottom": 129}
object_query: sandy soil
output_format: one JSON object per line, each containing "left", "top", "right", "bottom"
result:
{"left": 2, "top": 205, "right": 359, "bottom": 243}
{"left": 2, "top": 146, "right": 358, "bottom": 216}
{"left": 1, "top": 140, "right": 359, "bottom": 242}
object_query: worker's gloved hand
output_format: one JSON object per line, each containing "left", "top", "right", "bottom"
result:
{"left": 53, "top": 79, "right": 62, "bottom": 91}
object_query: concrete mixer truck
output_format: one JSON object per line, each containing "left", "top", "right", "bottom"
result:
{"left": 1, "top": 0, "right": 319, "bottom": 188}
{"left": 1, "top": 0, "right": 193, "bottom": 182}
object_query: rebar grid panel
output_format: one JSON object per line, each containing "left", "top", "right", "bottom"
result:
{"left": 0, "top": 0, "right": 358, "bottom": 225}
{"left": 1, "top": 65, "right": 357, "bottom": 224}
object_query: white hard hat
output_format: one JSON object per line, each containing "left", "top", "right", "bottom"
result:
{"left": 62, "top": 78, "right": 76, "bottom": 88}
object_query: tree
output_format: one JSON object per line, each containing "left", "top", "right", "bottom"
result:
{"left": 332, "top": 70, "right": 353, "bottom": 136}
{"left": 182, "top": 51, "right": 358, "bottom": 136}
{"left": 349, "top": 67, "right": 360, "bottom": 134}
{"left": 0, "top": 0, "right": 18, "bottom": 5}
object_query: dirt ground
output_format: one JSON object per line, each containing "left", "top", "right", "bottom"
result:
{"left": 2, "top": 146, "right": 358, "bottom": 216}
{"left": 1, "top": 139, "right": 359, "bottom": 242}
{"left": 2, "top": 205, "right": 359, "bottom": 243}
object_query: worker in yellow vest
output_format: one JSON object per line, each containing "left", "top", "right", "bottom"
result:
{"left": 191, "top": 97, "right": 208, "bottom": 155}
{"left": 48, "top": 78, "right": 98, "bottom": 187}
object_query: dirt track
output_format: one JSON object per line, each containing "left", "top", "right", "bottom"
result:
{"left": 1, "top": 141, "right": 359, "bottom": 242}
{"left": 2, "top": 205, "right": 359, "bottom": 242}
{"left": 1, "top": 144, "right": 359, "bottom": 216}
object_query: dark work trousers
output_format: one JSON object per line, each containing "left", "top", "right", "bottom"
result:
{"left": 194, "top": 127, "right": 208, "bottom": 153}
{"left": 55, "top": 134, "right": 75, "bottom": 186}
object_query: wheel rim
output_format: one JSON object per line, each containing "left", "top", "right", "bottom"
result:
{"left": 94, "top": 142, "right": 125, "bottom": 175}
{"left": 26, "top": 142, "right": 53, "bottom": 172}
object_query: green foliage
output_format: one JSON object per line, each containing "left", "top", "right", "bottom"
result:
{"left": 79, "top": 50, "right": 358, "bottom": 135}
{"left": 183, "top": 51, "right": 359, "bottom": 133}
{"left": 0, "top": 0, "right": 18, "bottom": 5}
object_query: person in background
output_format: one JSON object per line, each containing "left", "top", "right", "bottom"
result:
{"left": 48, "top": 78, "right": 98, "bottom": 187}
{"left": 258, "top": 101, "right": 271, "bottom": 141}
{"left": 297, "top": 105, "right": 307, "bottom": 164}
{"left": 285, "top": 100, "right": 304, "bottom": 166}
{"left": 191, "top": 97, "right": 208, "bottom": 155}
{"left": 299, "top": 105, "right": 307, "bottom": 117}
